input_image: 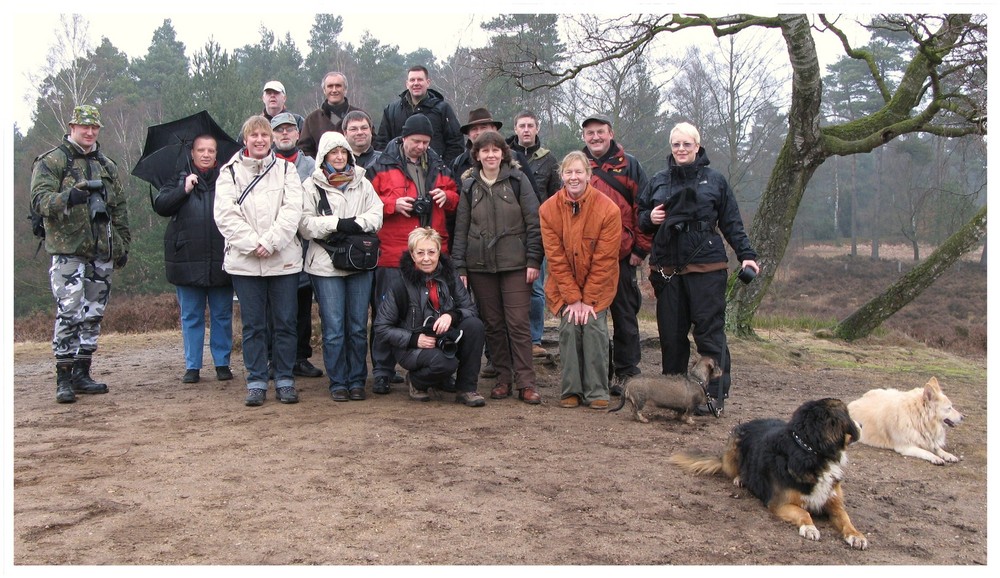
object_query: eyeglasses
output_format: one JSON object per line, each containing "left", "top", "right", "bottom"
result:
{"left": 273, "top": 126, "right": 297, "bottom": 134}
{"left": 671, "top": 142, "right": 696, "bottom": 150}
{"left": 345, "top": 126, "right": 370, "bottom": 133}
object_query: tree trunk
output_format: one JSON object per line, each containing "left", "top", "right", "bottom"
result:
{"left": 850, "top": 155, "right": 858, "bottom": 256}
{"left": 833, "top": 205, "right": 986, "bottom": 340}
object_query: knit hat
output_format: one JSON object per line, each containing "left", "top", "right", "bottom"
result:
{"left": 401, "top": 113, "right": 433, "bottom": 138}
{"left": 68, "top": 105, "right": 102, "bottom": 127}
{"left": 460, "top": 107, "right": 502, "bottom": 134}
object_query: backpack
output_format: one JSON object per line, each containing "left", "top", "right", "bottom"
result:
{"left": 28, "top": 145, "right": 111, "bottom": 252}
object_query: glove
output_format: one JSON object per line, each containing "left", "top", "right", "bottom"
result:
{"left": 114, "top": 253, "right": 129, "bottom": 269}
{"left": 67, "top": 187, "right": 89, "bottom": 207}
{"left": 336, "top": 217, "right": 363, "bottom": 234}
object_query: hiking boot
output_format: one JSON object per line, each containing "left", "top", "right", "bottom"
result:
{"left": 372, "top": 376, "right": 391, "bottom": 395}
{"left": 532, "top": 343, "right": 548, "bottom": 358}
{"left": 276, "top": 386, "right": 299, "bottom": 404}
{"left": 519, "top": 386, "right": 541, "bottom": 404}
{"left": 490, "top": 382, "right": 512, "bottom": 399}
{"left": 590, "top": 399, "right": 610, "bottom": 410}
{"left": 560, "top": 395, "right": 581, "bottom": 408}
{"left": 182, "top": 369, "right": 201, "bottom": 383}
{"left": 407, "top": 374, "right": 430, "bottom": 402}
{"left": 349, "top": 387, "right": 366, "bottom": 401}
{"left": 330, "top": 388, "right": 349, "bottom": 402}
{"left": 71, "top": 358, "right": 109, "bottom": 394}
{"left": 293, "top": 359, "right": 323, "bottom": 378}
{"left": 55, "top": 361, "right": 76, "bottom": 404}
{"left": 480, "top": 360, "right": 498, "bottom": 378}
{"left": 245, "top": 388, "right": 266, "bottom": 407}
{"left": 456, "top": 391, "right": 486, "bottom": 407}
{"left": 215, "top": 366, "right": 234, "bottom": 381}
{"left": 390, "top": 371, "right": 405, "bottom": 384}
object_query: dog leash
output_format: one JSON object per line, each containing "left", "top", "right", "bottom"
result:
{"left": 694, "top": 378, "right": 721, "bottom": 418}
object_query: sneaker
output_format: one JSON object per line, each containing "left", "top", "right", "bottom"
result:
{"left": 182, "top": 369, "right": 200, "bottom": 383}
{"left": 456, "top": 391, "right": 486, "bottom": 407}
{"left": 245, "top": 388, "right": 266, "bottom": 407}
{"left": 215, "top": 366, "right": 234, "bottom": 381}
{"left": 330, "top": 388, "right": 350, "bottom": 402}
{"left": 372, "top": 376, "right": 391, "bottom": 395}
{"left": 480, "top": 360, "right": 498, "bottom": 378}
{"left": 276, "top": 386, "right": 299, "bottom": 404}
{"left": 590, "top": 399, "right": 610, "bottom": 410}
{"left": 390, "top": 371, "right": 405, "bottom": 384}
{"left": 532, "top": 343, "right": 548, "bottom": 358}
{"left": 407, "top": 374, "right": 430, "bottom": 402}
{"left": 349, "top": 387, "right": 366, "bottom": 401}
{"left": 293, "top": 359, "right": 323, "bottom": 378}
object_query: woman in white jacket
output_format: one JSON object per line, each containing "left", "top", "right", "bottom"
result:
{"left": 215, "top": 115, "right": 304, "bottom": 407}
{"left": 299, "top": 131, "right": 383, "bottom": 401}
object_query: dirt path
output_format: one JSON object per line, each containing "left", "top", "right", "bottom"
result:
{"left": 10, "top": 328, "right": 987, "bottom": 566}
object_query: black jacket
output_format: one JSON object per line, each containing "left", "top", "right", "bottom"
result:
{"left": 637, "top": 147, "right": 757, "bottom": 268}
{"left": 152, "top": 165, "right": 230, "bottom": 287}
{"left": 506, "top": 134, "right": 561, "bottom": 202}
{"left": 373, "top": 252, "right": 478, "bottom": 353}
{"left": 374, "top": 88, "right": 465, "bottom": 166}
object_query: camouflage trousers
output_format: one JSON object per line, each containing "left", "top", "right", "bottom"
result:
{"left": 49, "top": 255, "right": 114, "bottom": 358}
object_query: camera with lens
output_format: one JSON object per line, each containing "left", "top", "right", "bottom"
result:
{"left": 422, "top": 316, "right": 464, "bottom": 358}
{"left": 737, "top": 266, "right": 757, "bottom": 284}
{"left": 411, "top": 195, "right": 433, "bottom": 225}
{"left": 77, "top": 179, "right": 109, "bottom": 225}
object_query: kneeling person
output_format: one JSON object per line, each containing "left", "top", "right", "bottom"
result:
{"left": 373, "top": 227, "right": 486, "bottom": 407}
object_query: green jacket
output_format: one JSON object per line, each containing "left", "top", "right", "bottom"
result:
{"left": 30, "top": 137, "right": 131, "bottom": 262}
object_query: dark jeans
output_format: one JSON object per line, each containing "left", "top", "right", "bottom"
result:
{"left": 398, "top": 316, "right": 484, "bottom": 393}
{"left": 266, "top": 282, "right": 314, "bottom": 362}
{"left": 609, "top": 259, "right": 642, "bottom": 378}
{"left": 232, "top": 273, "right": 299, "bottom": 388}
{"left": 652, "top": 268, "right": 730, "bottom": 397}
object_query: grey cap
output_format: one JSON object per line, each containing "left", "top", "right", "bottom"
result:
{"left": 270, "top": 112, "right": 297, "bottom": 130}
{"left": 581, "top": 113, "right": 613, "bottom": 128}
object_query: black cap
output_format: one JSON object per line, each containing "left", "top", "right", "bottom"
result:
{"left": 402, "top": 114, "right": 434, "bottom": 138}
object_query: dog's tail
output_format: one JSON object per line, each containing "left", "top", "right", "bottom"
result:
{"left": 669, "top": 452, "right": 725, "bottom": 476}
{"left": 608, "top": 393, "right": 627, "bottom": 413}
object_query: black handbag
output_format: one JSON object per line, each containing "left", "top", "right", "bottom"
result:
{"left": 317, "top": 232, "right": 380, "bottom": 271}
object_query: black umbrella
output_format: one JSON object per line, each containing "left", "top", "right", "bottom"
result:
{"left": 131, "top": 110, "right": 241, "bottom": 189}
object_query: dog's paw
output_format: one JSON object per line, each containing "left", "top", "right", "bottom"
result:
{"left": 731, "top": 475, "right": 743, "bottom": 487}
{"left": 845, "top": 533, "right": 869, "bottom": 550}
{"left": 636, "top": 414, "right": 649, "bottom": 424}
{"left": 941, "top": 451, "right": 961, "bottom": 463}
{"left": 799, "top": 524, "right": 821, "bottom": 541}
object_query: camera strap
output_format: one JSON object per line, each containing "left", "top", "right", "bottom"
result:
{"left": 655, "top": 235, "right": 710, "bottom": 281}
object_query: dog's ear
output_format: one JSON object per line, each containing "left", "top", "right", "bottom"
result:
{"left": 924, "top": 377, "right": 942, "bottom": 401}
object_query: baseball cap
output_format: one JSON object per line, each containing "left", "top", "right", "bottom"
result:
{"left": 263, "top": 80, "right": 286, "bottom": 94}
{"left": 581, "top": 113, "right": 613, "bottom": 128}
{"left": 270, "top": 112, "right": 297, "bottom": 129}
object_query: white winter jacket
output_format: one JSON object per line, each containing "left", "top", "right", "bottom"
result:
{"left": 214, "top": 150, "right": 304, "bottom": 277}
{"left": 298, "top": 131, "right": 384, "bottom": 277}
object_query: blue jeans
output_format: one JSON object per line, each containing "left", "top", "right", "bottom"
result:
{"left": 176, "top": 284, "right": 233, "bottom": 370}
{"left": 529, "top": 257, "right": 547, "bottom": 344}
{"left": 232, "top": 273, "right": 299, "bottom": 389}
{"left": 312, "top": 272, "right": 373, "bottom": 392}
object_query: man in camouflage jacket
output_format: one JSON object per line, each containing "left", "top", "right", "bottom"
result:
{"left": 30, "top": 104, "right": 131, "bottom": 403}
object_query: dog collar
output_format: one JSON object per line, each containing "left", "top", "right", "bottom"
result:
{"left": 791, "top": 430, "right": 817, "bottom": 454}
{"left": 694, "top": 378, "right": 721, "bottom": 418}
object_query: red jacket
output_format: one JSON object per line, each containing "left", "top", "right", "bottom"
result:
{"left": 369, "top": 137, "right": 459, "bottom": 267}
{"left": 584, "top": 141, "right": 652, "bottom": 260}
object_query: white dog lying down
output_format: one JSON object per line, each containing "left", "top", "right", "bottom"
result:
{"left": 847, "top": 377, "right": 963, "bottom": 465}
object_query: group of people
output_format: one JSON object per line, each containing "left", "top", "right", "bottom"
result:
{"left": 30, "top": 64, "right": 759, "bottom": 414}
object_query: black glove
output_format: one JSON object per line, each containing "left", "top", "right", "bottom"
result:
{"left": 67, "top": 187, "right": 89, "bottom": 207}
{"left": 336, "top": 216, "right": 363, "bottom": 234}
{"left": 114, "top": 253, "right": 129, "bottom": 269}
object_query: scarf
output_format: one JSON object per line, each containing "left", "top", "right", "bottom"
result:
{"left": 322, "top": 99, "right": 351, "bottom": 127}
{"left": 275, "top": 149, "right": 299, "bottom": 164}
{"left": 323, "top": 162, "right": 355, "bottom": 190}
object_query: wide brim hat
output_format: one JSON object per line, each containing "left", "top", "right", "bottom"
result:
{"left": 461, "top": 107, "right": 502, "bottom": 134}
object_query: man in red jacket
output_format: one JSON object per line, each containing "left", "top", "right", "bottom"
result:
{"left": 581, "top": 113, "right": 651, "bottom": 396}
{"left": 368, "top": 114, "right": 459, "bottom": 394}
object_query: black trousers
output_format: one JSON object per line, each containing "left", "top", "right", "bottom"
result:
{"left": 651, "top": 268, "right": 731, "bottom": 399}
{"left": 370, "top": 266, "right": 402, "bottom": 379}
{"left": 400, "top": 316, "right": 485, "bottom": 393}
{"left": 609, "top": 259, "right": 642, "bottom": 378}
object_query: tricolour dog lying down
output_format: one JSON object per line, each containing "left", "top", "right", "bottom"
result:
{"left": 669, "top": 398, "right": 868, "bottom": 550}
{"left": 847, "top": 376, "right": 963, "bottom": 465}
{"left": 608, "top": 356, "right": 722, "bottom": 423}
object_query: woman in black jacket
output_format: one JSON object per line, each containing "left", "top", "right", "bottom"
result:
{"left": 373, "top": 227, "right": 486, "bottom": 407}
{"left": 637, "top": 122, "right": 759, "bottom": 414}
{"left": 152, "top": 135, "right": 233, "bottom": 384}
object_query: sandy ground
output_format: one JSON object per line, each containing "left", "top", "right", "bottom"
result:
{"left": 9, "top": 324, "right": 988, "bottom": 569}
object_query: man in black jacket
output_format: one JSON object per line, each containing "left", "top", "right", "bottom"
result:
{"left": 374, "top": 65, "right": 464, "bottom": 166}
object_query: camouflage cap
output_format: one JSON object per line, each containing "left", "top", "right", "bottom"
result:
{"left": 69, "top": 105, "right": 103, "bottom": 127}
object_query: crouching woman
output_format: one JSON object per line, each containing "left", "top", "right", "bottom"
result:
{"left": 373, "top": 227, "right": 486, "bottom": 407}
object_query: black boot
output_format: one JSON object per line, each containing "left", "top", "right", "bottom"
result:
{"left": 71, "top": 357, "right": 109, "bottom": 394}
{"left": 56, "top": 361, "right": 76, "bottom": 404}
